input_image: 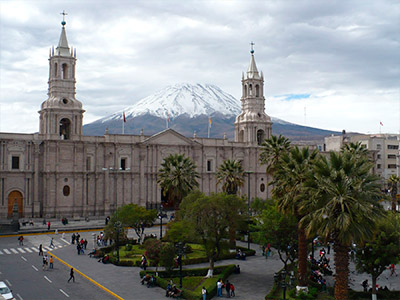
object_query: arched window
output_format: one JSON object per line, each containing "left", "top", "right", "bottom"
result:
{"left": 249, "top": 84, "right": 252, "bottom": 96}
{"left": 63, "top": 185, "right": 70, "bottom": 196}
{"left": 62, "top": 63, "right": 68, "bottom": 79}
{"left": 60, "top": 118, "right": 71, "bottom": 140}
{"left": 255, "top": 85, "right": 260, "bottom": 97}
{"left": 244, "top": 85, "right": 247, "bottom": 97}
{"left": 239, "top": 130, "right": 244, "bottom": 142}
{"left": 257, "top": 129, "right": 265, "bottom": 145}
{"left": 54, "top": 63, "right": 58, "bottom": 77}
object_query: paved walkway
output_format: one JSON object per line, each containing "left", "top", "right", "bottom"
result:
{"left": 51, "top": 237, "right": 283, "bottom": 300}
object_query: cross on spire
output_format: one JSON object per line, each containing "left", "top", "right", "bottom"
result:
{"left": 60, "top": 10, "right": 68, "bottom": 26}
{"left": 250, "top": 41, "right": 255, "bottom": 54}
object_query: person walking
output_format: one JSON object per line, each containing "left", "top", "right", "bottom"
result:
{"left": 68, "top": 268, "right": 75, "bottom": 283}
{"left": 18, "top": 236, "right": 24, "bottom": 246}
{"left": 217, "top": 279, "right": 222, "bottom": 297}
{"left": 71, "top": 233, "right": 75, "bottom": 244}
{"left": 38, "top": 244, "right": 43, "bottom": 256}
{"left": 49, "top": 256, "right": 54, "bottom": 269}
{"left": 47, "top": 221, "right": 51, "bottom": 231}
{"left": 230, "top": 283, "right": 235, "bottom": 297}
{"left": 49, "top": 238, "right": 55, "bottom": 248}
{"left": 202, "top": 286, "right": 207, "bottom": 300}
{"left": 225, "top": 280, "right": 231, "bottom": 298}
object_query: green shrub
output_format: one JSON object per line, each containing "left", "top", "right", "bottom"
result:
{"left": 126, "top": 244, "right": 132, "bottom": 251}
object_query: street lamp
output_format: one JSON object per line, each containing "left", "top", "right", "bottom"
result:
{"left": 176, "top": 242, "right": 185, "bottom": 288}
{"left": 114, "top": 220, "right": 122, "bottom": 264}
{"left": 245, "top": 171, "right": 253, "bottom": 250}
{"left": 281, "top": 269, "right": 287, "bottom": 300}
{"left": 158, "top": 205, "right": 164, "bottom": 240}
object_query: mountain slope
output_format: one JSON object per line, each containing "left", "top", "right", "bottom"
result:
{"left": 83, "top": 83, "right": 340, "bottom": 140}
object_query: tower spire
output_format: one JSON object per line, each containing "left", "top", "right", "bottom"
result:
{"left": 247, "top": 41, "right": 259, "bottom": 79}
{"left": 56, "top": 10, "right": 70, "bottom": 56}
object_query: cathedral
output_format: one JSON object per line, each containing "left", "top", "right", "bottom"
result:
{"left": 0, "top": 20, "right": 272, "bottom": 219}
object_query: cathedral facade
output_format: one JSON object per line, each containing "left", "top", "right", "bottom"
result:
{"left": 0, "top": 21, "right": 272, "bottom": 219}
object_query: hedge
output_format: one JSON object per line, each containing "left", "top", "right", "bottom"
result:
{"left": 140, "top": 264, "right": 236, "bottom": 300}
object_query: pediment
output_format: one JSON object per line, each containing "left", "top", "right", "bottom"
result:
{"left": 141, "top": 129, "right": 200, "bottom": 146}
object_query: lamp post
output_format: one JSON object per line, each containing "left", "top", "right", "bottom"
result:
{"left": 114, "top": 220, "right": 122, "bottom": 264}
{"left": 281, "top": 269, "right": 287, "bottom": 300}
{"left": 245, "top": 171, "right": 253, "bottom": 250}
{"left": 158, "top": 205, "right": 163, "bottom": 240}
{"left": 176, "top": 242, "right": 185, "bottom": 288}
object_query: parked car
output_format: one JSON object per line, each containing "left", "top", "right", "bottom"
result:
{"left": 0, "top": 281, "right": 14, "bottom": 300}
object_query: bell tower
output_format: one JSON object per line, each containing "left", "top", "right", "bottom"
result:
{"left": 39, "top": 12, "right": 84, "bottom": 140}
{"left": 235, "top": 43, "right": 272, "bottom": 145}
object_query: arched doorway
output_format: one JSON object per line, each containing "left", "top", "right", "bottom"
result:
{"left": 8, "top": 191, "right": 23, "bottom": 219}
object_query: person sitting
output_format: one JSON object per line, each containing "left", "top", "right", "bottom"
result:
{"left": 166, "top": 283, "right": 173, "bottom": 297}
{"left": 168, "top": 285, "right": 181, "bottom": 298}
{"left": 101, "top": 255, "right": 110, "bottom": 264}
{"left": 88, "top": 249, "right": 97, "bottom": 258}
{"left": 141, "top": 274, "right": 151, "bottom": 285}
{"left": 147, "top": 275, "right": 156, "bottom": 288}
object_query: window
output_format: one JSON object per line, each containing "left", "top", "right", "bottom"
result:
{"left": 86, "top": 157, "right": 92, "bottom": 171}
{"left": 388, "top": 154, "right": 397, "bottom": 159}
{"left": 377, "top": 164, "right": 381, "bottom": 169}
{"left": 12, "top": 156, "right": 20, "bottom": 170}
{"left": 255, "top": 85, "right": 260, "bottom": 97}
{"left": 62, "top": 63, "right": 68, "bottom": 79}
{"left": 63, "top": 185, "right": 70, "bottom": 196}
{"left": 388, "top": 145, "right": 399, "bottom": 150}
{"left": 207, "top": 159, "right": 213, "bottom": 172}
{"left": 59, "top": 118, "right": 71, "bottom": 140}
{"left": 257, "top": 129, "right": 265, "bottom": 145}
{"left": 377, "top": 154, "right": 381, "bottom": 159}
{"left": 260, "top": 183, "right": 265, "bottom": 192}
{"left": 120, "top": 158, "right": 126, "bottom": 170}
{"left": 388, "top": 164, "right": 397, "bottom": 169}
{"left": 376, "top": 144, "right": 381, "bottom": 150}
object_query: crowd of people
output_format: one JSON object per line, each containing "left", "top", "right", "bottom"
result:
{"left": 216, "top": 278, "right": 235, "bottom": 298}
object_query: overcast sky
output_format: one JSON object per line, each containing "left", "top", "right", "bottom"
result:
{"left": 0, "top": 0, "right": 399, "bottom": 135}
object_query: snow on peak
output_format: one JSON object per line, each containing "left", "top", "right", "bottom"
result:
{"left": 101, "top": 83, "right": 241, "bottom": 122}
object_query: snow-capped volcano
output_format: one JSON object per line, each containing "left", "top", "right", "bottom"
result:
{"left": 101, "top": 83, "right": 241, "bottom": 123}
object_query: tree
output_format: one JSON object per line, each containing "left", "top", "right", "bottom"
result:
{"left": 388, "top": 175, "right": 400, "bottom": 212}
{"left": 178, "top": 191, "right": 246, "bottom": 276}
{"left": 144, "top": 238, "right": 162, "bottom": 272}
{"left": 105, "top": 204, "right": 157, "bottom": 244}
{"left": 272, "top": 146, "right": 319, "bottom": 287}
{"left": 216, "top": 159, "right": 245, "bottom": 195}
{"left": 157, "top": 154, "right": 200, "bottom": 209}
{"left": 302, "top": 149, "right": 384, "bottom": 300}
{"left": 259, "top": 134, "right": 291, "bottom": 175}
{"left": 159, "top": 243, "right": 177, "bottom": 273}
{"left": 253, "top": 202, "right": 298, "bottom": 272}
{"left": 355, "top": 212, "right": 400, "bottom": 298}
{"left": 164, "top": 220, "right": 196, "bottom": 244}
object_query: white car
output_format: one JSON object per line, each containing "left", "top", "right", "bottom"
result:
{"left": 0, "top": 282, "right": 14, "bottom": 300}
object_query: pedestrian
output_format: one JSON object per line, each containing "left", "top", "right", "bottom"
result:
{"left": 230, "top": 283, "right": 235, "bottom": 297}
{"left": 49, "top": 256, "right": 54, "bottom": 269}
{"left": 77, "top": 244, "right": 81, "bottom": 255}
{"left": 43, "top": 254, "right": 48, "bottom": 270}
{"left": 47, "top": 221, "right": 51, "bottom": 231}
{"left": 217, "top": 279, "right": 222, "bottom": 297}
{"left": 18, "top": 235, "right": 24, "bottom": 246}
{"left": 71, "top": 233, "right": 75, "bottom": 244}
{"left": 225, "top": 280, "right": 231, "bottom": 298}
{"left": 141, "top": 255, "right": 147, "bottom": 270}
{"left": 50, "top": 238, "right": 55, "bottom": 248}
{"left": 39, "top": 244, "right": 43, "bottom": 256}
{"left": 68, "top": 268, "right": 75, "bottom": 283}
{"left": 202, "top": 286, "right": 207, "bottom": 300}
{"left": 390, "top": 264, "right": 397, "bottom": 276}
{"left": 362, "top": 279, "right": 368, "bottom": 292}
{"left": 327, "top": 242, "right": 331, "bottom": 255}
{"left": 84, "top": 239, "right": 88, "bottom": 250}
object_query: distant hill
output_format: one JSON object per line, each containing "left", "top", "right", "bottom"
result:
{"left": 83, "top": 83, "right": 340, "bottom": 141}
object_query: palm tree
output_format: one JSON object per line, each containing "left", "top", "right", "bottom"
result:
{"left": 302, "top": 150, "right": 384, "bottom": 300}
{"left": 216, "top": 159, "right": 245, "bottom": 195}
{"left": 388, "top": 175, "right": 400, "bottom": 212}
{"left": 157, "top": 154, "right": 200, "bottom": 209}
{"left": 260, "top": 134, "right": 291, "bottom": 175}
{"left": 272, "top": 146, "right": 319, "bottom": 287}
